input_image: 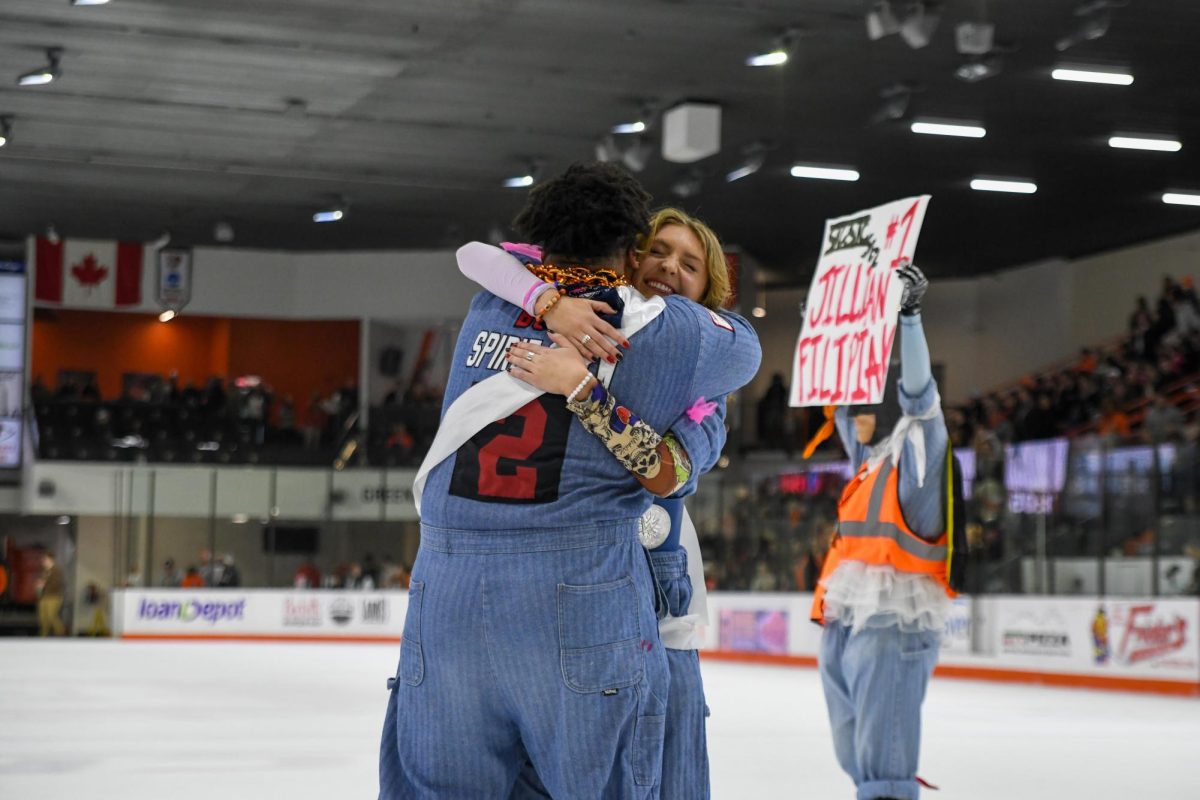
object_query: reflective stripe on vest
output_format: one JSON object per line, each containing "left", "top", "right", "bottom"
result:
{"left": 836, "top": 460, "right": 947, "bottom": 561}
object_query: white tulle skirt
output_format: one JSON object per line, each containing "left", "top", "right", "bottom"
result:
{"left": 819, "top": 561, "right": 951, "bottom": 634}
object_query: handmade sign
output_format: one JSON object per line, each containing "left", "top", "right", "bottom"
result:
{"left": 790, "top": 195, "right": 930, "bottom": 407}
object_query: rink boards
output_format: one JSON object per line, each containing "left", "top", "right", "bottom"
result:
{"left": 112, "top": 589, "right": 1200, "bottom": 695}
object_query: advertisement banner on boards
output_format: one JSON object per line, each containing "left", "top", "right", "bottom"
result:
{"left": 791, "top": 195, "right": 930, "bottom": 407}
{"left": 116, "top": 589, "right": 406, "bottom": 639}
{"left": 991, "top": 596, "right": 1199, "bottom": 681}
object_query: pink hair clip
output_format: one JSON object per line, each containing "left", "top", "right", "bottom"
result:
{"left": 686, "top": 396, "right": 719, "bottom": 424}
{"left": 500, "top": 242, "right": 544, "bottom": 261}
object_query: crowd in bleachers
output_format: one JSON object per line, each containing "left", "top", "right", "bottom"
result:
{"left": 31, "top": 371, "right": 360, "bottom": 465}
{"left": 947, "top": 276, "right": 1200, "bottom": 448}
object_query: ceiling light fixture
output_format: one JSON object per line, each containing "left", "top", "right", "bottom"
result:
{"left": 725, "top": 142, "right": 768, "bottom": 183}
{"left": 502, "top": 161, "right": 541, "bottom": 188}
{"left": 611, "top": 121, "right": 646, "bottom": 134}
{"left": 17, "top": 48, "right": 63, "bottom": 87}
{"left": 911, "top": 121, "right": 986, "bottom": 138}
{"left": 1052, "top": 66, "right": 1132, "bottom": 85}
{"left": 1109, "top": 136, "right": 1181, "bottom": 152}
{"left": 899, "top": 1, "right": 941, "bottom": 49}
{"left": 621, "top": 135, "right": 654, "bottom": 172}
{"left": 866, "top": 1, "right": 900, "bottom": 40}
{"left": 71, "top": 0, "right": 112, "bottom": 5}
{"left": 955, "top": 21, "right": 995, "bottom": 54}
{"left": 971, "top": 177, "right": 1037, "bottom": 194}
{"left": 747, "top": 28, "right": 800, "bottom": 67}
{"left": 870, "top": 82, "right": 919, "bottom": 126}
{"left": 0, "top": 116, "right": 11, "bottom": 147}
{"left": 955, "top": 54, "right": 1002, "bottom": 83}
{"left": 791, "top": 164, "right": 860, "bottom": 182}
{"left": 1055, "top": 0, "right": 1124, "bottom": 52}
{"left": 313, "top": 195, "right": 348, "bottom": 222}
{"left": 1163, "top": 192, "right": 1200, "bottom": 207}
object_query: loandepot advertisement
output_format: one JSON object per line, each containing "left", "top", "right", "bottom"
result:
{"left": 115, "top": 589, "right": 406, "bottom": 639}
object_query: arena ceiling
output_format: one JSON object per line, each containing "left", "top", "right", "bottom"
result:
{"left": 1, "top": 0, "right": 1198, "bottom": 284}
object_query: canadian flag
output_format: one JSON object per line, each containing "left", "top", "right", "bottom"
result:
{"left": 35, "top": 237, "right": 143, "bottom": 308}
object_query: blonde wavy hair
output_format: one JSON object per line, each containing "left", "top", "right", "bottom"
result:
{"left": 633, "top": 207, "right": 731, "bottom": 310}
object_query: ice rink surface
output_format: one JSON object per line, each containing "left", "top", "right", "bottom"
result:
{"left": 1, "top": 640, "right": 1196, "bottom": 800}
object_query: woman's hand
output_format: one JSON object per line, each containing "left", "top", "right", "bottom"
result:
{"left": 534, "top": 294, "right": 629, "bottom": 363}
{"left": 506, "top": 333, "right": 599, "bottom": 397}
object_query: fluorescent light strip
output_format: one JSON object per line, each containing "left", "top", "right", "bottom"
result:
{"left": 1051, "top": 68, "right": 1133, "bottom": 85}
{"left": 790, "top": 165, "right": 859, "bottom": 182}
{"left": 1163, "top": 192, "right": 1200, "bottom": 207}
{"left": 312, "top": 209, "right": 344, "bottom": 222}
{"left": 611, "top": 121, "right": 645, "bottom": 134}
{"left": 1109, "top": 136, "right": 1181, "bottom": 152}
{"left": 502, "top": 175, "right": 534, "bottom": 188}
{"left": 746, "top": 51, "right": 788, "bottom": 67}
{"left": 970, "top": 178, "right": 1037, "bottom": 194}
{"left": 911, "top": 121, "right": 986, "bottom": 138}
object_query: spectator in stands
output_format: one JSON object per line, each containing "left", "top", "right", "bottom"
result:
{"left": 180, "top": 566, "right": 204, "bottom": 588}
{"left": 303, "top": 391, "right": 325, "bottom": 450}
{"left": 277, "top": 394, "right": 297, "bottom": 444}
{"left": 293, "top": 559, "right": 321, "bottom": 589}
{"left": 385, "top": 422, "right": 415, "bottom": 462}
{"left": 182, "top": 380, "right": 203, "bottom": 407}
{"left": 1096, "top": 398, "right": 1132, "bottom": 442}
{"left": 361, "top": 553, "right": 381, "bottom": 588}
{"left": 159, "top": 558, "right": 182, "bottom": 587}
{"left": 197, "top": 548, "right": 218, "bottom": 586}
{"left": 1023, "top": 392, "right": 1059, "bottom": 441}
{"left": 30, "top": 375, "right": 49, "bottom": 404}
{"left": 1144, "top": 389, "right": 1185, "bottom": 443}
{"left": 1185, "top": 542, "right": 1200, "bottom": 596}
{"left": 749, "top": 561, "right": 778, "bottom": 592}
{"left": 217, "top": 554, "right": 241, "bottom": 587}
{"left": 36, "top": 552, "right": 67, "bottom": 637}
{"left": 1129, "top": 296, "right": 1154, "bottom": 359}
{"left": 757, "top": 372, "right": 789, "bottom": 451}
{"left": 1075, "top": 347, "right": 1098, "bottom": 375}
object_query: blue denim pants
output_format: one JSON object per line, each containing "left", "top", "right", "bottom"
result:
{"left": 379, "top": 521, "right": 669, "bottom": 800}
{"left": 505, "top": 547, "right": 710, "bottom": 800}
{"left": 818, "top": 621, "right": 940, "bottom": 800}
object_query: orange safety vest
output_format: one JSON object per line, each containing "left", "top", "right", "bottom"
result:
{"left": 811, "top": 455, "right": 957, "bottom": 624}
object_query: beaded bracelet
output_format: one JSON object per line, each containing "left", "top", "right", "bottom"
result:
{"left": 566, "top": 373, "right": 594, "bottom": 403}
{"left": 535, "top": 287, "right": 566, "bottom": 323}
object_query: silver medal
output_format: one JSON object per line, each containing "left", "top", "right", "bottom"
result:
{"left": 638, "top": 504, "right": 671, "bottom": 549}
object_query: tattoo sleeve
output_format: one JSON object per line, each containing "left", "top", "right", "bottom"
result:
{"left": 566, "top": 383, "right": 692, "bottom": 493}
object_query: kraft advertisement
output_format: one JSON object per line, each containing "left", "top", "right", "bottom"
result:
{"left": 114, "top": 589, "right": 407, "bottom": 639}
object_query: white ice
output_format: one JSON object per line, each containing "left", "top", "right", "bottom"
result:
{"left": 0, "top": 640, "right": 1195, "bottom": 799}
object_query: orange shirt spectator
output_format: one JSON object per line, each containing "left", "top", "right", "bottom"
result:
{"left": 180, "top": 567, "right": 204, "bottom": 588}
{"left": 1097, "top": 409, "right": 1131, "bottom": 438}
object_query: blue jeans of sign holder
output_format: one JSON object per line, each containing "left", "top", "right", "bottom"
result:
{"left": 379, "top": 519, "right": 669, "bottom": 800}
{"left": 819, "top": 621, "right": 941, "bottom": 800}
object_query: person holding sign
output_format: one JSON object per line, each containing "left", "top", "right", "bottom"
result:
{"left": 807, "top": 262, "right": 953, "bottom": 800}
{"left": 456, "top": 206, "right": 741, "bottom": 800}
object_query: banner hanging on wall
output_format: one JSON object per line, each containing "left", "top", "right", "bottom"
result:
{"left": 156, "top": 247, "right": 192, "bottom": 312}
{"left": 791, "top": 195, "right": 930, "bottom": 407}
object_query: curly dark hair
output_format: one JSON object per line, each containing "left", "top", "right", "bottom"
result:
{"left": 512, "top": 162, "right": 652, "bottom": 261}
